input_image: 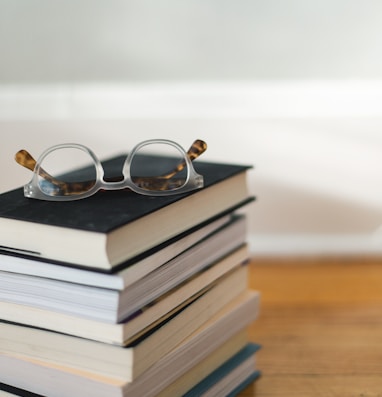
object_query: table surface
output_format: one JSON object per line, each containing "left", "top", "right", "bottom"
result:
{"left": 238, "top": 256, "right": 382, "bottom": 397}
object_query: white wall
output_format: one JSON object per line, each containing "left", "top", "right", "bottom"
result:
{"left": 2, "top": 1, "right": 382, "bottom": 82}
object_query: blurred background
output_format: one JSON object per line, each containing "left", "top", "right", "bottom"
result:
{"left": 1, "top": 0, "right": 382, "bottom": 255}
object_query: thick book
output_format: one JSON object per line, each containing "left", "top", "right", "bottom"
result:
{"left": 0, "top": 215, "right": 247, "bottom": 323}
{"left": 0, "top": 154, "right": 253, "bottom": 270}
{"left": 0, "top": 248, "right": 249, "bottom": 345}
{"left": 0, "top": 291, "right": 260, "bottom": 397}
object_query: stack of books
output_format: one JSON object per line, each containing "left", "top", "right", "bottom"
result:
{"left": 0, "top": 150, "right": 261, "bottom": 396}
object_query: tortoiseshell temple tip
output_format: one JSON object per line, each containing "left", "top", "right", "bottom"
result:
{"left": 195, "top": 139, "right": 207, "bottom": 153}
{"left": 15, "top": 149, "right": 37, "bottom": 172}
{"left": 187, "top": 139, "right": 207, "bottom": 162}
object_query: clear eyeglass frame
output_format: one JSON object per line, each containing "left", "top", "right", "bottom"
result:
{"left": 15, "top": 139, "right": 207, "bottom": 201}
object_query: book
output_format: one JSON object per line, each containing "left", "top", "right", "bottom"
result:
{"left": 0, "top": 290, "right": 260, "bottom": 397}
{"left": 0, "top": 276, "right": 254, "bottom": 382}
{"left": 182, "top": 343, "right": 261, "bottom": 397}
{"left": 0, "top": 247, "right": 249, "bottom": 345}
{"left": 0, "top": 215, "right": 247, "bottom": 323}
{"left": 226, "top": 372, "right": 261, "bottom": 397}
{"left": 0, "top": 154, "right": 253, "bottom": 270}
{"left": 158, "top": 341, "right": 260, "bottom": 397}
{"left": 0, "top": 214, "right": 231, "bottom": 289}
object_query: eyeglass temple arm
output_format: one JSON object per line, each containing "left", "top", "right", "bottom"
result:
{"left": 156, "top": 139, "right": 207, "bottom": 180}
{"left": 15, "top": 150, "right": 65, "bottom": 188}
{"left": 15, "top": 139, "right": 207, "bottom": 191}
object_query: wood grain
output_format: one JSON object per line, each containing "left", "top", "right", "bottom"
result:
{"left": 238, "top": 256, "right": 382, "bottom": 397}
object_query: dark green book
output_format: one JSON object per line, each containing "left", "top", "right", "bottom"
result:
{"left": 0, "top": 154, "right": 253, "bottom": 270}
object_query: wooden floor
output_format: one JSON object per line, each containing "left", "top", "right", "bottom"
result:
{"left": 239, "top": 256, "right": 382, "bottom": 397}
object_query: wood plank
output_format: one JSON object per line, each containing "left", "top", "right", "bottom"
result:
{"left": 238, "top": 257, "right": 382, "bottom": 396}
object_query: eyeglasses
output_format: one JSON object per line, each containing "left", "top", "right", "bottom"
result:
{"left": 15, "top": 139, "right": 207, "bottom": 201}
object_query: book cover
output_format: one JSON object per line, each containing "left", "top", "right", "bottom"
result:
{"left": 0, "top": 154, "right": 253, "bottom": 269}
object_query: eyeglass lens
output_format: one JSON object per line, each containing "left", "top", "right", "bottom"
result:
{"left": 130, "top": 142, "right": 188, "bottom": 192}
{"left": 37, "top": 147, "right": 97, "bottom": 197}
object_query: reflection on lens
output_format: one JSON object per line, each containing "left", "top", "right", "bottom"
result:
{"left": 38, "top": 147, "right": 97, "bottom": 196}
{"left": 130, "top": 143, "right": 188, "bottom": 191}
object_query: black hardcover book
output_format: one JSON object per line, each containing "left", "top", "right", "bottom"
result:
{"left": 0, "top": 154, "right": 253, "bottom": 270}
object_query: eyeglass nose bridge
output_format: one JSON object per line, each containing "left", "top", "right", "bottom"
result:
{"left": 99, "top": 178, "right": 129, "bottom": 191}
